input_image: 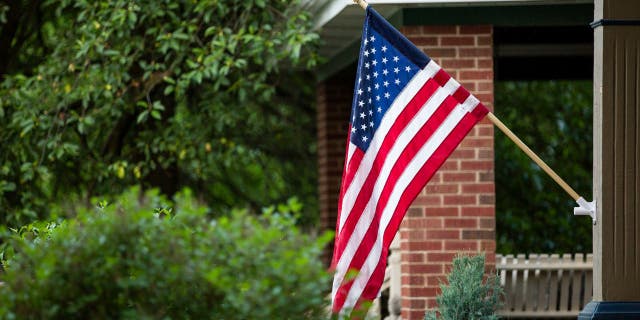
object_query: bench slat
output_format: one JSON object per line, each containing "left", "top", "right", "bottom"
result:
{"left": 570, "top": 253, "right": 584, "bottom": 311}
{"left": 559, "top": 254, "right": 573, "bottom": 312}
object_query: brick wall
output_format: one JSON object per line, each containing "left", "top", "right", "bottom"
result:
{"left": 398, "top": 25, "right": 496, "bottom": 320}
{"left": 317, "top": 67, "right": 354, "bottom": 264}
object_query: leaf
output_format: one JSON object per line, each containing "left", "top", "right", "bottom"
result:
{"left": 151, "top": 110, "right": 161, "bottom": 120}
{"left": 137, "top": 111, "right": 149, "bottom": 124}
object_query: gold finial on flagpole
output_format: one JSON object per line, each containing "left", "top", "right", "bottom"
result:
{"left": 353, "top": 0, "right": 368, "bottom": 10}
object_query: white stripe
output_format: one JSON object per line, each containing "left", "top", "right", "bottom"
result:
{"left": 337, "top": 60, "right": 440, "bottom": 234}
{"left": 346, "top": 143, "right": 357, "bottom": 165}
{"left": 331, "top": 77, "right": 459, "bottom": 302}
{"left": 341, "top": 95, "right": 481, "bottom": 312}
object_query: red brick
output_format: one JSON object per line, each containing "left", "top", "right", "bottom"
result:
{"left": 461, "top": 206, "right": 495, "bottom": 217}
{"left": 423, "top": 26, "right": 458, "bottom": 34}
{"left": 478, "top": 170, "right": 495, "bottom": 181}
{"left": 425, "top": 207, "right": 459, "bottom": 217}
{"left": 460, "top": 160, "right": 493, "bottom": 170}
{"left": 477, "top": 126, "right": 494, "bottom": 136}
{"left": 478, "top": 149, "right": 494, "bottom": 159}
{"left": 449, "top": 149, "right": 475, "bottom": 159}
{"left": 403, "top": 298, "right": 426, "bottom": 309}
{"left": 407, "top": 207, "right": 424, "bottom": 217}
{"left": 459, "top": 25, "right": 492, "bottom": 34}
{"left": 405, "top": 218, "right": 425, "bottom": 229}
{"left": 440, "top": 36, "right": 475, "bottom": 46}
{"left": 479, "top": 194, "right": 495, "bottom": 205}
{"left": 443, "top": 195, "right": 477, "bottom": 205}
{"left": 444, "top": 218, "right": 478, "bottom": 228}
{"left": 427, "top": 275, "right": 448, "bottom": 286}
{"left": 485, "top": 252, "right": 496, "bottom": 265}
{"left": 477, "top": 58, "right": 494, "bottom": 68}
{"left": 462, "top": 229, "right": 495, "bottom": 240}
{"left": 477, "top": 35, "right": 493, "bottom": 46}
{"left": 460, "top": 137, "right": 493, "bottom": 148}
{"left": 403, "top": 263, "right": 443, "bottom": 274}
{"left": 425, "top": 184, "right": 459, "bottom": 194}
{"left": 480, "top": 240, "right": 497, "bottom": 251}
{"left": 479, "top": 218, "right": 495, "bottom": 229}
{"left": 407, "top": 229, "right": 426, "bottom": 240}
{"left": 460, "top": 70, "right": 493, "bottom": 80}
{"left": 404, "top": 286, "right": 440, "bottom": 297}
{"left": 445, "top": 240, "right": 479, "bottom": 251}
{"left": 440, "top": 58, "right": 475, "bottom": 69}
{"left": 478, "top": 117, "right": 493, "bottom": 126}
{"left": 403, "top": 275, "right": 425, "bottom": 286}
{"left": 404, "top": 309, "right": 428, "bottom": 320}
{"left": 430, "top": 172, "right": 443, "bottom": 184}
{"left": 477, "top": 81, "right": 493, "bottom": 91}
{"left": 442, "top": 172, "right": 476, "bottom": 182}
{"left": 404, "top": 240, "right": 443, "bottom": 251}
{"left": 427, "top": 298, "right": 438, "bottom": 309}
{"left": 438, "top": 160, "right": 459, "bottom": 171}
{"left": 426, "top": 230, "right": 460, "bottom": 240}
{"left": 412, "top": 36, "right": 438, "bottom": 46}
{"left": 427, "top": 252, "right": 457, "bottom": 262}
{"left": 413, "top": 195, "right": 442, "bottom": 206}
{"left": 462, "top": 183, "right": 495, "bottom": 193}
{"left": 425, "top": 218, "right": 443, "bottom": 229}
{"left": 402, "top": 26, "right": 424, "bottom": 35}
{"left": 475, "top": 93, "right": 494, "bottom": 104}
{"left": 405, "top": 252, "right": 425, "bottom": 263}
{"left": 460, "top": 81, "right": 477, "bottom": 91}
{"left": 423, "top": 48, "right": 456, "bottom": 58}
{"left": 459, "top": 48, "right": 492, "bottom": 57}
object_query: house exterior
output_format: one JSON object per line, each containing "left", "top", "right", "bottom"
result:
{"left": 311, "top": 0, "right": 640, "bottom": 318}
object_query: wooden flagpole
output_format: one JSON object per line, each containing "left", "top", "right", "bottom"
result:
{"left": 486, "top": 113, "right": 579, "bottom": 201}
{"left": 351, "top": 0, "right": 581, "bottom": 202}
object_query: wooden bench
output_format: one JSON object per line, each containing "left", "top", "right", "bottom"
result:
{"left": 497, "top": 253, "right": 593, "bottom": 318}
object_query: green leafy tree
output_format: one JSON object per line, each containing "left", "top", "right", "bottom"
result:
{"left": 0, "top": 187, "right": 332, "bottom": 319}
{"left": 0, "top": 0, "right": 319, "bottom": 228}
{"left": 495, "top": 81, "right": 593, "bottom": 253}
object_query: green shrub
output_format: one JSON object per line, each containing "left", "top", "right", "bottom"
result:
{"left": 0, "top": 187, "right": 331, "bottom": 319}
{"left": 424, "top": 254, "right": 503, "bottom": 320}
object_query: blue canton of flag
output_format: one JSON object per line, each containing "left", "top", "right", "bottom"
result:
{"left": 350, "top": 28, "right": 420, "bottom": 150}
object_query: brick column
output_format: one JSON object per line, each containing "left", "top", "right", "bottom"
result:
{"left": 317, "top": 68, "right": 354, "bottom": 264}
{"left": 398, "top": 25, "right": 496, "bottom": 320}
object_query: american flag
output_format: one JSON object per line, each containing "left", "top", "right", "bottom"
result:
{"left": 331, "top": 7, "right": 489, "bottom": 316}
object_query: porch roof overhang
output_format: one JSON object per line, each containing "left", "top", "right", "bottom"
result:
{"left": 310, "top": 0, "right": 593, "bottom": 81}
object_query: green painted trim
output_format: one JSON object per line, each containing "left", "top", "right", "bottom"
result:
{"left": 403, "top": 4, "right": 593, "bottom": 27}
{"left": 317, "top": 10, "right": 404, "bottom": 82}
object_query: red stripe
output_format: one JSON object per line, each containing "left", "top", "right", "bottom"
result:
{"left": 358, "top": 108, "right": 488, "bottom": 304}
{"left": 333, "top": 147, "right": 363, "bottom": 267}
{"left": 433, "top": 69, "right": 451, "bottom": 87}
{"left": 452, "top": 86, "right": 470, "bottom": 105}
{"left": 332, "top": 95, "right": 459, "bottom": 312}
{"left": 332, "top": 78, "right": 439, "bottom": 262}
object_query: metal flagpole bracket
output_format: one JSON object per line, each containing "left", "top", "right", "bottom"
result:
{"left": 574, "top": 197, "right": 596, "bottom": 225}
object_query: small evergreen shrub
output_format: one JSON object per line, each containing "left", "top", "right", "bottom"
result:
{"left": 0, "top": 187, "right": 331, "bottom": 319}
{"left": 424, "top": 254, "right": 503, "bottom": 320}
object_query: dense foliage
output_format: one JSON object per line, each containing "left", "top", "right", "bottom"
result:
{"left": 0, "top": 187, "right": 331, "bottom": 319}
{"left": 424, "top": 255, "right": 503, "bottom": 320}
{"left": 0, "top": 0, "right": 319, "bottom": 228}
{"left": 495, "top": 81, "right": 593, "bottom": 253}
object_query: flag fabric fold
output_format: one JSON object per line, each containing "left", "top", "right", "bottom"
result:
{"left": 330, "top": 6, "right": 489, "bottom": 316}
